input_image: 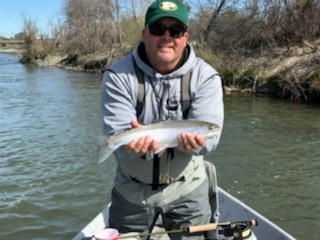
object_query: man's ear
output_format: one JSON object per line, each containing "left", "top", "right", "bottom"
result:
{"left": 185, "top": 32, "right": 189, "bottom": 41}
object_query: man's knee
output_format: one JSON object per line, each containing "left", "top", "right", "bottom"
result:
{"left": 109, "top": 188, "right": 153, "bottom": 233}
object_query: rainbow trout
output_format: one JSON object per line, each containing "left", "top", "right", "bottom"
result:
{"left": 96, "top": 120, "right": 221, "bottom": 163}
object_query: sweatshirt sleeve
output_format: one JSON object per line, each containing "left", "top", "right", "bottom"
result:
{"left": 187, "top": 66, "right": 224, "bottom": 155}
{"left": 100, "top": 69, "right": 141, "bottom": 160}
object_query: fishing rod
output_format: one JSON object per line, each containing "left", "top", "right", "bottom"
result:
{"left": 118, "top": 219, "right": 258, "bottom": 239}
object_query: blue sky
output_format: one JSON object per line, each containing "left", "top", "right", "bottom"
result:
{"left": 0, "top": 0, "right": 63, "bottom": 38}
{"left": 0, "top": 0, "right": 207, "bottom": 39}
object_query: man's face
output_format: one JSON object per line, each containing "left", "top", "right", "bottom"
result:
{"left": 142, "top": 17, "right": 189, "bottom": 74}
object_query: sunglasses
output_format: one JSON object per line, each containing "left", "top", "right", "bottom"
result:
{"left": 148, "top": 23, "right": 187, "bottom": 38}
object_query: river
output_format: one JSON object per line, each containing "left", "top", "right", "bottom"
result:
{"left": 0, "top": 52, "right": 319, "bottom": 240}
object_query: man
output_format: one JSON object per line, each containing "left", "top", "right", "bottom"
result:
{"left": 100, "top": 0, "right": 224, "bottom": 239}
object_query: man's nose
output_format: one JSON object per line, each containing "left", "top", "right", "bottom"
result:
{"left": 163, "top": 29, "right": 171, "bottom": 39}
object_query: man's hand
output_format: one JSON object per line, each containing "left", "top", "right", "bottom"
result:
{"left": 177, "top": 133, "right": 206, "bottom": 152}
{"left": 124, "top": 120, "right": 159, "bottom": 154}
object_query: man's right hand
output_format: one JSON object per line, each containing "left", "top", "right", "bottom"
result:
{"left": 124, "top": 120, "right": 159, "bottom": 154}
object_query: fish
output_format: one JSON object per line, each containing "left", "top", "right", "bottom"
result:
{"left": 96, "top": 120, "right": 221, "bottom": 163}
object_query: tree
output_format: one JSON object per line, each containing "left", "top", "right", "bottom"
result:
{"left": 62, "top": 0, "right": 115, "bottom": 54}
{"left": 20, "top": 16, "right": 39, "bottom": 63}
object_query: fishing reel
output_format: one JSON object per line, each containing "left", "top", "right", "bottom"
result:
{"left": 214, "top": 219, "right": 258, "bottom": 240}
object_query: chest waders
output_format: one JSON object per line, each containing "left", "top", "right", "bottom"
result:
{"left": 133, "top": 60, "right": 222, "bottom": 239}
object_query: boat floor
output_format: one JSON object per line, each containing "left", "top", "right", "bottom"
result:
{"left": 72, "top": 188, "right": 296, "bottom": 240}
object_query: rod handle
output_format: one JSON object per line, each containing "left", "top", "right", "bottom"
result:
{"left": 188, "top": 223, "right": 221, "bottom": 233}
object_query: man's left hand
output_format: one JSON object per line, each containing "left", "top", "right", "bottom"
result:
{"left": 177, "top": 133, "right": 206, "bottom": 152}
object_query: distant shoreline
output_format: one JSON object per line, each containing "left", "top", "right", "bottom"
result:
{"left": 1, "top": 43, "right": 319, "bottom": 104}
{"left": 0, "top": 48, "right": 24, "bottom": 53}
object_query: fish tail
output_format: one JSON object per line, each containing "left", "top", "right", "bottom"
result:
{"left": 97, "top": 146, "right": 114, "bottom": 163}
{"left": 95, "top": 136, "right": 114, "bottom": 164}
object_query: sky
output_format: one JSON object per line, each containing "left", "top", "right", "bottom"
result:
{"left": 0, "top": 0, "right": 207, "bottom": 39}
{"left": 0, "top": 0, "right": 63, "bottom": 38}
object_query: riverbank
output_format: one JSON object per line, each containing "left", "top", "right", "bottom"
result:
{"left": 58, "top": 39, "right": 320, "bottom": 103}
{"left": 2, "top": 39, "right": 319, "bottom": 103}
{"left": 233, "top": 39, "right": 320, "bottom": 102}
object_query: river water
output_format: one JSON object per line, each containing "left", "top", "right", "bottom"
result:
{"left": 0, "top": 52, "right": 319, "bottom": 240}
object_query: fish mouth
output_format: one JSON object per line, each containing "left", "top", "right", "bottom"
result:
{"left": 206, "top": 132, "right": 219, "bottom": 139}
{"left": 206, "top": 125, "right": 221, "bottom": 138}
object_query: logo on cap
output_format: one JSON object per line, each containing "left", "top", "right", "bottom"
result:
{"left": 159, "top": 2, "right": 178, "bottom": 11}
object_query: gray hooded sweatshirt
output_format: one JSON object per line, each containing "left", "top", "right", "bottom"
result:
{"left": 101, "top": 42, "right": 224, "bottom": 186}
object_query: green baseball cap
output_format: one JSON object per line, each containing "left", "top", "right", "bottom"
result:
{"left": 145, "top": 0, "right": 188, "bottom": 27}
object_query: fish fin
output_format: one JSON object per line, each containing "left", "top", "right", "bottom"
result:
{"left": 94, "top": 135, "right": 114, "bottom": 163}
{"left": 154, "top": 147, "right": 166, "bottom": 156}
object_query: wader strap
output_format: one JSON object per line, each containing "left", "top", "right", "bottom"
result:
{"left": 152, "top": 154, "right": 160, "bottom": 190}
{"left": 167, "top": 148, "right": 175, "bottom": 161}
{"left": 181, "top": 71, "right": 192, "bottom": 119}
{"left": 133, "top": 58, "right": 145, "bottom": 117}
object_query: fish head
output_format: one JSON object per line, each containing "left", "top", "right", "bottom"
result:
{"left": 205, "top": 124, "right": 221, "bottom": 139}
